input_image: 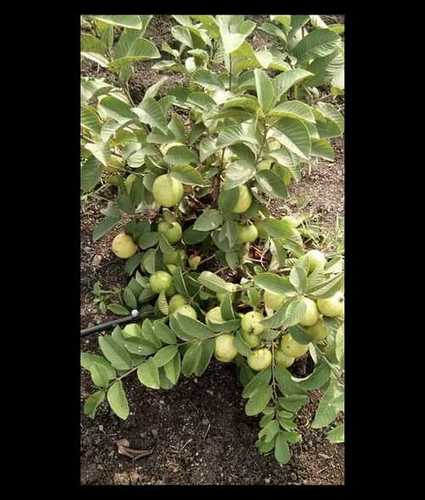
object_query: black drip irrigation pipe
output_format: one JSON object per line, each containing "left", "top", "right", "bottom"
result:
{"left": 80, "top": 310, "right": 142, "bottom": 338}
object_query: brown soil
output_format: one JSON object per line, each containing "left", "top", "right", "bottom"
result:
{"left": 80, "top": 15, "right": 345, "bottom": 486}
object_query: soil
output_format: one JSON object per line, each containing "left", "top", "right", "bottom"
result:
{"left": 80, "top": 15, "right": 345, "bottom": 486}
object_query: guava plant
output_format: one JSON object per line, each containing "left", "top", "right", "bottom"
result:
{"left": 81, "top": 14, "right": 345, "bottom": 465}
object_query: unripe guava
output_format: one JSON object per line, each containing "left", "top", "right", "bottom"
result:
{"left": 237, "top": 223, "right": 258, "bottom": 243}
{"left": 158, "top": 221, "right": 183, "bottom": 244}
{"left": 232, "top": 185, "right": 252, "bottom": 213}
{"left": 215, "top": 334, "right": 238, "bottom": 362}
{"left": 241, "top": 310, "right": 265, "bottom": 336}
{"left": 280, "top": 334, "right": 309, "bottom": 358}
{"left": 188, "top": 255, "right": 201, "bottom": 270}
{"left": 163, "top": 250, "right": 181, "bottom": 265}
{"left": 152, "top": 174, "right": 184, "bottom": 208}
{"left": 174, "top": 304, "right": 197, "bottom": 320}
{"left": 317, "top": 291, "right": 344, "bottom": 317}
{"left": 299, "top": 297, "right": 320, "bottom": 326}
{"left": 241, "top": 329, "right": 261, "bottom": 348}
{"left": 168, "top": 294, "right": 188, "bottom": 314}
{"left": 305, "top": 318, "right": 328, "bottom": 341}
{"left": 206, "top": 306, "right": 225, "bottom": 325}
{"left": 248, "top": 348, "right": 272, "bottom": 371}
{"left": 149, "top": 271, "right": 173, "bottom": 294}
{"left": 111, "top": 233, "right": 138, "bottom": 259}
{"left": 122, "top": 323, "right": 141, "bottom": 339}
{"left": 274, "top": 350, "right": 295, "bottom": 368}
{"left": 264, "top": 290, "right": 286, "bottom": 311}
{"left": 305, "top": 249, "right": 327, "bottom": 273}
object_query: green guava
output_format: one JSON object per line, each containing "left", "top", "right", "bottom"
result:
{"left": 238, "top": 224, "right": 258, "bottom": 243}
{"left": 152, "top": 174, "right": 184, "bottom": 208}
{"left": 264, "top": 290, "right": 286, "bottom": 311}
{"left": 248, "top": 348, "right": 272, "bottom": 371}
{"left": 215, "top": 334, "right": 238, "bottom": 362}
{"left": 280, "top": 334, "right": 309, "bottom": 358}
{"left": 241, "top": 310, "right": 265, "bottom": 336}
{"left": 299, "top": 297, "right": 320, "bottom": 327}
{"left": 168, "top": 294, "right": 188, "bottom": 314}
{"left": 317, "top": 291, "right": 344, "bottom": 317}
{"left": 111, "top": 233, "right": 138, "bottom": 259}
{"left": 232, "top": 185, "right": 252, "bottom": 213}
{"left": 149, "top": 271, "right": 173, "bottom": 294}
{"left": 158, "top": 221, "right": 183, "bottom": 244}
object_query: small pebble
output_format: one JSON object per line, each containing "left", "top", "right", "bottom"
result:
{"left": 290, "top": 472, "right": 297, "bottom": 481}
{"left": 151, "top": 429, "right": 158, "bottom": 438}
{"left": 265, "top": 477, "right": 271, "bottom": 484}
{"left": 98, "top": 425, "right": 103, "bottom": 431}
{"left": 202, "top": 418, "right": 209, "bottom": 425}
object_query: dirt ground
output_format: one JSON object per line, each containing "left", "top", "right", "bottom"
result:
{"left": 80, "top": 15, "right": 345, "bottom": 486}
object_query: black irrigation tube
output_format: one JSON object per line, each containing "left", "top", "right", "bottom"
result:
{"left": 80, "top": 310, "right": 141, "bottom": 338}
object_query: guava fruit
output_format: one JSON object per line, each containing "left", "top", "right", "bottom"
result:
{"left": 248, "top": 348, "right": 272, "bottom": 371}
{"left": 237, "top": 223, "right": 258, "bottom": 243}
{"left": 158, "top": 221, "right": 183, "bottom": 244}
{"left": 168, "top": 294, "right": 188, "bottom": 314}
{"left": 304, "top": 318, "right": 328, "bottom": 341}
{"left": 174, "top": 304, "right": 197, "bottom": 320}
{"left": 264, "top": 290, "right": 286, "bottom": 311}
{"left": 299, "top": 297, "right": 320, "bottom": 327}
{"left": 152, "top": 174, "right": 184, "bottom": 207}
{"left": 317, "top": 291, "right": 344, "bottom": 317}
{"left": 111, "top": 233, "right": 138, "bottom": 259}
{"left": 280, "top": 334, "right": 309, "bottom": 358}
{"left": 305, "top": 249, "right": 327, "bottom": 273}
{"left": 241, "top": 329, "right": 261, "bottom": 348}
{"left": 149, "top": 271, "right": 173, "bottom": 294}
{"left": 274, "top": 350, "right": 295, "bottom": 368}
{"left": 206, "top": 306, "right": 225, "bottom": 325}
{"left": 215, "top": 334, "right": 238, "bottom": 362}
{"left": 232, "top": 185, "right": 252, "bottom": 213}
{"left": 188, "top": 255, "right": 201, "bottom": 270}
{"left": 241, "top": 310, "right": 265, "bottom": 336}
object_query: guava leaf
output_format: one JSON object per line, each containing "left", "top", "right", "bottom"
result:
{"left": 107, "top": 381, "right": 129, "bottom": 420}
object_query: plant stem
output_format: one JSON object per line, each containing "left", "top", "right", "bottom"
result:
{"left": 229, "top": 54, "right": 232, "bottom": 91}
{"left": 270, "top": 342, "right": 279, "bottom": 403}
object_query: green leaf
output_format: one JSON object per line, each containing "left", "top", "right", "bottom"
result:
{"left": 81, "top": 52, "right": 110, "bottom": 67}
{"left": 137, "top": 97, "right": 168, "bottom": 134}
{"left": 107, "top": 304, "right": 130, "bottom": 316}
{"left": 123, "top": 288, "right": 137, "bottom": 310}
{"left": 153, "top": 321, "right": 177, "bottom": 345}
{"left": 107, "top": 381, "right": 129, "bottom": 420}
{"left": 182, "top": 342, "right": 203, "bottom": 376}
{"left": 259, "top": 419, "right": 280, "bottom": 442}
{"left": 92, "top": 15, "right": 142, "bottom": 29}
{"left": 84, "top": 390, "right": 105, "bottom": 418}
{"left": 311, "top": 139, "right": 335, "bottom": 161}
{"left": 183, "top": 225, "right": 210, "bottom": 244}
{"left": 223, "top": 161, "right": 256, "bottom": 190}
{"left": 218, "top": 187, "right": 239, "bottom": 213}
{"left": 316, "top": 102, "right": 344, "bottom": 135}
{"left": 279, "top": 394, "right": 309, "bottom": 413}
{"left": 273, "top": 69, "right": 313, "bottom": 100}
{"left": 327, "top": 423, "right": 344, "bottom": 443}
{"left": 207, "top": 319, "right": 241, "bottom": 333}
{"left": 195, "top": 339, "right": 215, "bottom": 376}
{"left": 260, "top": 218, "right": 300, "bottom": 240}
{"left": 123, "top": 337, "right": 156, "bottom": 356}
{"left": 269, "top": 100, "right": 315, "bottom": 123}
{"left": 81, "top": 157, "right": 102, "bottom": 193}
{"left": 157, "top": 290, "right": 169, "bottom": 316}
{"left": 270, "top": 117, "right": 311, "bottom": 160}
{"left": 254, "top": 273, "right": 295, "bottom": 295}
{"left": 254, "top": 68, "right": 275, "bottom": 113}
{"left": 255, "top": 170, "right": 288, "bottom": 199}
{"left": 99, "top": 336, "right": 132, "bottom": 370}
{"left": 81, "top": 106, "right": 102, "bottom": 133}
{"left": 198, "top": 271, "right": 241, "bottom": 294}
{"left": 175, "top": 315, "right": 211, "bottom": 339}
{"left": 297, "top": 361, "right": 331, "bottom": 391}
{"left": 293, "top": 29, "right": 340, "bottom": 62}
{"left": 193, "top": 68, "right": 224, "bottom": 90}
{"left": 221, "top": 294, "right": 236, "bottom": 320}
{"left": 170, "top": 165, "right": 206, "bottom": 186}
{"left": 98, "top": 95, "right": 137, "bottom": 122}
{"left": 245, "top": 385, "right": 273, "bottom": 416}
{"left": 164, "top": 145, "right": 197, "bottom": 166}
{"left": 287, "top": 324, "right": 312, "bottom": 345}
{"left": 138, "top": 232, "right": 159, "bottom": 250}
{"left": 89, "top": 362, "right": 113, "bottom": 388}
{"left": 274, "top": 432, "right": 291, "bottom": 464}
{"left": 137, "top": 358, "right": 160, "bottom": 389}
{"left": 141, "top": 248, "right": 157, "bottom": 274}
{"left": 152, "top": 345, "right": 178, "bottom": 368}
{"left": 108, "top": 39, "right": 160, "bottom": 71}
{"left": 172, "top": 25, "right": 194, "bottom": 47}
{"left": 242, "top": 367, "right": 272, "bottom": 397}
{"left": 163, "top": 352, "right": 181, "bottom": 384}
{"left": 193, "top": 209, "right": 223, "bottom": 231}
{"left": 289, "top": 266, "right": 307, "bottom": 293}
{"left": 187, "top": 92, "right": 217, "bottom": 111}
{"left": 84, "top": 142, "right": 111, "bottom": 167}
{"left": 217, "top": 123, "right": 258, "bottom": 148}
{"left": 123, "top": 253, "right": 143, "bottom": 277}
{"left": 307, "top": 274, "right": 343, "bottom": 298}
{"left": 138, "top": 287, "right": 156, "bottom": 304}
{"left": 141, "top": 319, "right": 162, "bottom": 349}
{"left": 234, "top": 331, "right": 251, "bottom": 357}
